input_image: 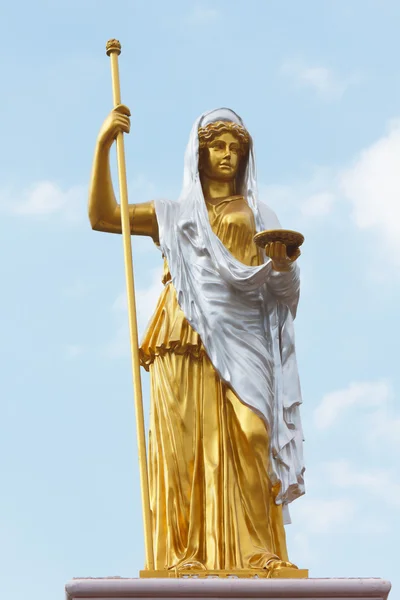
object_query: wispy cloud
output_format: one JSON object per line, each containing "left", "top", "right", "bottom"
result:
{"left": 300, "top": 191, "right": 335, "bottom": 218}
{"left": 314, "top": 380, "right": 392, "bottom": 430}
{"left": 313, "top": 377, "right": 400, "bottom": 462}
{"left": 260, "top": 167, "right": 337, "bottom": 227}
{"left": 0, "top": 172, "right": 160, "bottom": 224}
{"left": 0, "top": 181, "right": 86, "bottom": 221}
{"left": 339, "top": 119, "right": 400, "bottom": 263}
{"left": 325, "top": 460, "right": 400, "bottom": 508}
{"left": 281, "top": 60, "right": 360, "bottom": 101}
{"left": 263, "top": 118, "right": 400, "bottom": 273}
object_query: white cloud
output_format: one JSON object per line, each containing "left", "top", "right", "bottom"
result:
{"left": 263, "top": 118, "right": 400, "bottom": 272}
{"left": 106, "top": 268, "right": 163, "bottom": 359}
{"left": 314, "top": 380, "right": 392, "bottom": 430}
{"left": 0, "top": 181, "right": 86, "bottom": 221}
{"left": 0, "top": 173, "right": 161, "bottom": 223}
{"left": 339, "top": 119, "right": 400, "bottom": 262}
{"left": 314, "top": 379, "right": 400, "bottom": 451}
{"left": 260, "top": 167, "right": 337, "bottom": 225}
{"left": 281, "top": 60, "right": 359, "bottom": 100}
{"left": 300, "top": 192, "right": 335, "bottom": 218}
{"left": 325, "top": 460, "right": 400, "bottom": 508}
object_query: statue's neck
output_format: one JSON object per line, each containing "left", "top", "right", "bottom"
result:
{"left": 200, "top": 174, "right": 236, "bottom": 200}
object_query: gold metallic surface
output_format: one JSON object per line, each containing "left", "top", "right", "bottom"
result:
{"left": 140, "top": 197, "right": 293, "bottom": 571}
{"left": 106, "top": 38, "right": 121, "bottom": 56}
{"left": 145, "top": 351, "right": 288, "bottom": 570}
{"left": 89, "top": 105, "right": 304, "bottom": 574}
{"left": 139, "top": 568, "right": 309, "bottom": 579}
{"left": 254, "top": 230, "right": 303, "bottom": 272}
{"left": 253, "top": 228, "right": 304, "bottom": 250}
{"left": 199, "top": 131, "right": 241, "bottom": 201}
{"left": 106, "top": 41, "right": 154, "bottom": 570}
{"left": 88, "top": 103, "right": 158, "bottom": 238}
{"left": 198, "top": 120, "right": 250, "bottom": 152}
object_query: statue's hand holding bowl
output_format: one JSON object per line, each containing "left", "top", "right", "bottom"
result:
{"left": 253, "top": 229, "right": 304, "bottom": 273}
{"left": 265, "top": 241, "right": 301, "bottom": 272}
{"left": 97, "top": 104, "right": 131, "bottom": 150}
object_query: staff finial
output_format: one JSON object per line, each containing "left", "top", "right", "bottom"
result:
{"left": 106, "top": 39, "right": 121, "bottom": 56}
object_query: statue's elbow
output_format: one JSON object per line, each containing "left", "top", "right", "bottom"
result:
{"left": 88, "top": 210, "right": 103, "bottom": 231}
{"left": 88, "top": 199, "right": 103, "bottom": 230}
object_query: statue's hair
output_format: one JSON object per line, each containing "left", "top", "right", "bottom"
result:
{"left": 198, "top": 120, "right": 250, "bottom": 156}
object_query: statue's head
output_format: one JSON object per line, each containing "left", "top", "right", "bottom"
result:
{"left": 198, "top": 121, "right": 250, "bottom": 182}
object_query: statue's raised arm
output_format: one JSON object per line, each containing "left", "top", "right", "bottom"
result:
{"left": 88, "top": 104, "right": 158, "bottom": 241}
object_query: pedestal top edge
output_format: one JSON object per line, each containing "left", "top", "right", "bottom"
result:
{"left": 66, "top": 577, "right": 392, "bottom": 599}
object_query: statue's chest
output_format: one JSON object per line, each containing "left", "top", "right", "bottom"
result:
{"left": 207, "top": 199, "right": 260, "bottom": 266}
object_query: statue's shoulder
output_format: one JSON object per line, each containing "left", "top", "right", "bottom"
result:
{"left": 154, "top": 198, "right": 179, "bottom": 217}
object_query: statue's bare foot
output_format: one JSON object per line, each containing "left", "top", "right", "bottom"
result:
{"left": 174, "top": 561, "right": 207, "bottom": 572}
{"left": 264, "top": 558, "right": 298, "bottom": 575}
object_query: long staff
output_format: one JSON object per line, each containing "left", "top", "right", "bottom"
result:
{"left": 105, "top": 38, "right": 154, "bottom": 571}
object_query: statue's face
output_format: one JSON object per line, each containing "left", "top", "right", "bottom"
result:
{"left": 200, "top": 132, "right": 241, "bottom": 181}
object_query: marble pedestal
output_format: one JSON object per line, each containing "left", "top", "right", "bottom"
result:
{"left": 65, "top": 577, "right": 391, "bottom": 600}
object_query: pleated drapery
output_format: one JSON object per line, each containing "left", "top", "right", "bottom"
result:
{"left": 140, "top": 196, "right": 290, "bottom": 570}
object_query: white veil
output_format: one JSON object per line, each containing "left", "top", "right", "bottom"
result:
{"left": 154, "top": 108, "right": 305, "bottom": 514}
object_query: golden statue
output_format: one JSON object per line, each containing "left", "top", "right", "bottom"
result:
{"left": 88, "top": 42, "right": 306, "bottom": 579}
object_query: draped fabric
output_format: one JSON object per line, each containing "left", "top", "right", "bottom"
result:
{"left": 152, "top": 108, "right": 304, "bottom": 508}
{"left": 141, "top": 195, "right": 289, "bottom": 570}
{"left": 139, "top": 108, "right": 305, "bottom": 570}
{"left": 147, "top": 351, "right": 289, "bottom": 570}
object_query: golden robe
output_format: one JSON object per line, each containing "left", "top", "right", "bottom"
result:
{"left": 140, "top": 195, "right": 288, "bottom": 571}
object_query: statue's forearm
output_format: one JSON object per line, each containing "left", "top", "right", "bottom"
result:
{"left": 88, "top": 143, "right": 158, "bottom": 241}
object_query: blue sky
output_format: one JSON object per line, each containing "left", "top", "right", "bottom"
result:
{"left": 0, "top": 0, "right": 399, "bottom": 598}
